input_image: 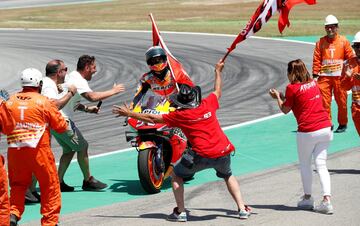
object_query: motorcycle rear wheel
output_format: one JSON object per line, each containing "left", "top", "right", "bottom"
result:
{"left": 138, "top": 148, "right": 164, "bottom": 194}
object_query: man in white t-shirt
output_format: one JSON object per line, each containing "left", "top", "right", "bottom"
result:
{"left": 26, "top": 60, "right": 76, "bottom": 202}
{"left": 52, "top": 55, "right": 125, "bottom": 191}
{"left": 42, "top": 60, "right": 76, "bottom": 108}
{"left": 41, "top": 60, "right": 78, "bottom": 192}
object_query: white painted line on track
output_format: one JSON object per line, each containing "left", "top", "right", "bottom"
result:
{"left": 0, "top": 0, "right": 113, "bottom": 10}
{"left": 223, "top": 113, "right": 286, "bottom": 130}
{"left": 0, "top": 28, "right": 316, "bottom": 45}
{"left": 84, "top": 112, "right": 290, "bottom": 161}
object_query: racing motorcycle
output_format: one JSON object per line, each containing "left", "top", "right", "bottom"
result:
{"left": 124, "top": 91, "right": 188, "bottom": 194}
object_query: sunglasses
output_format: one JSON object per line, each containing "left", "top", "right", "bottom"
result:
{"left": 325, "top": 25, "right": 337, "bottom": 29}
{"left": 61, "top": 67, "right": 68, "bottom": 72}
{"left": 352, "top": 44, "right": 360, "bottom": 49}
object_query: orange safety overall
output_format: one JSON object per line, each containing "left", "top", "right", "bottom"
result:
{"left": 313, "top": 34, "right": 355, "bottom": 125}
{"left": 0, "top": 100, "right": 16, "bottom": 226}
{"left": 6, "top": 90, "right": 67, "bottom": 226}
{"left": 341, "top": 57, "right": 360, "bottom": 136}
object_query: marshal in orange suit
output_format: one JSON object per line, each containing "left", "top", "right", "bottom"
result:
{"left": 0, "top": 97, "right": 16, "bottom": 226}
{"left": 6, "top": 68, "right": 67, "bottom": 226}
{"left": 312, "top": 15, "right": 355, "bottom": 133}
{"left": 341, "top": 31, "right": 360, "bottom": 136}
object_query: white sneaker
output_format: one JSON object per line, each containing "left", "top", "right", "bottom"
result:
{"left": 167, "top": 207, "right": 187, "bottom": 222}
{"left": 315, "top": 200, "right": 334, "bottom": 214}
{"left": 239, "top": 206, "right": 252, "bottom": 219}
{"left": 297, "top": 196, "right": 314, "bottom": 210}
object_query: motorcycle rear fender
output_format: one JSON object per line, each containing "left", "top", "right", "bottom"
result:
{"left": 138, "top": 141, "right": 157, "bottom": 151}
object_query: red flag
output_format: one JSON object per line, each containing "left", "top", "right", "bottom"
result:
{"left": 149, "top": 13, "right": 191, "bottom": 89}
{"left": 278, "top": 0, "right": 316, "bottom": 33}
{"left": 223, "top": 0, "right": 316, "bottom": 61}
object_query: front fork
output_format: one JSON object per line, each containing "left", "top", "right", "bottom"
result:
{"left": 155, "top": 144, "right": 165, "bottom": 174}
{"left": 137, "top": 140, "right": 165, "bottom": 174}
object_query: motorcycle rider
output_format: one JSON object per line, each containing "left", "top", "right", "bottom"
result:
{"left": 132, "top": 46, "right": 194, "bottom": 108}
{"left": 131, "top": 46, "right": 194, "bottom": 165}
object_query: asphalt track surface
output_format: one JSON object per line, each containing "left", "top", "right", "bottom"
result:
{"left": 0, "top": 29, "right": 315, "bottom": 158}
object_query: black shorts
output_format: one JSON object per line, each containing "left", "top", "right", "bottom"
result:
{"left": 173, "top": 152, "right": 232, "bottom": 179}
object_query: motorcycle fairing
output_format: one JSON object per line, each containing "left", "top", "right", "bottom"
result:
{"left": 138, "top": 141, "right": 157, "bottom": 150}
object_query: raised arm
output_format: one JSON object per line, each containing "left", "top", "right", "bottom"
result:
{"left": 112, "top": 103, "right": 164, "bottom": 124}
{"left": 213, "top": 59, "right": 225, "bottom": 99}
{"left": 81, "top": 83, "right": 125, "bottom": 102}
{"left": 54, "top": 85, "right": 77, "bottom": 109}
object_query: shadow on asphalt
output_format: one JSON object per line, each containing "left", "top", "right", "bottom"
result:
{"left": 107, "top": 178, "right": 172, "bottom": 195}
{"left": 328, "top": 169, "right": 360, "bottom": 175}
{"left": 250, "top": 204, "right": 299, "bottom": 211}
{"left": 94, "top": 210, "right": 241, "bottom": 222}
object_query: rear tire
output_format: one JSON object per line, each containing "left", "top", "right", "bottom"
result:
{"left": 138, "top": 148, "right": 164, "bottom": 194}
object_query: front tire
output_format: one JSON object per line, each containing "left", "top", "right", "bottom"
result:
{"left": 137, "top": 148, "right": 164, "bottom": 194}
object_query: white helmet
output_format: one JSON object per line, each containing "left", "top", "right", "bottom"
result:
{"left": 352, "top": 31, "right": 360, "bottom": 43}
{"left": 324, "top": 15, "right": 338, "bottom": 26}
{"left": 20, "top": 68, "right": 43, "bottom": 87}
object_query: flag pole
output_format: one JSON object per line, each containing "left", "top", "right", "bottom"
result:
{"left": 221, "top": 50, "right": 231, "bottom": 63}
{"left": 149, "top": 13, "right": 179, "bottom": 91}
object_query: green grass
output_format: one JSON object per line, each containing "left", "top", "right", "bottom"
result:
{"left": 0, "top": 0, "right": 358, "bottom": 36}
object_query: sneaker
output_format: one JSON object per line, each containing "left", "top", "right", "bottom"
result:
{"left": 82, "top": 176, "right": 107, "bottom": 191}
{"left": 297, "top": 196, "right": 314, "bottom": 210}
{"left": 25, "top": 189, "right": 40, "bottom": 204}
{"left": 314, "top": 200, "right": 334, "bottom": 214}
{"left": 60, "top": 181, "right": 75, "bottom": 192}
{"left": 335, "top": 124, "right": 347, "bottom": 133}
{"left": 31, "top": 191, "right": 41, "bottom": 202}
{"left": 10, "top": 214, "right": 18, "bottom": 226}
{"left": 167, "top": 207, "right": 187, "bottom": 222}
{"left": 239, "top": 206, "right": 251, "bottom": 219}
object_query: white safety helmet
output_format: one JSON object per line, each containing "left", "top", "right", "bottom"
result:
{"left": 324, "top": 15, "right": 338, "bottom": 26}
{"left": 20, "top": 68, "right": 43, "bottom": 87}
{"left": 352, "top": 31, "right": 360, "bottom": 43}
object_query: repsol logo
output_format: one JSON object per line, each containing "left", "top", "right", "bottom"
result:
{"left": 142, "top": 109, "right": 160, "bottom": 115}
{"left": 153, "top": 84, "right": 173, "bottom": 91}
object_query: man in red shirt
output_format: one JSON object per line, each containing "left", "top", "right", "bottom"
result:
{"left": 113, "top": 60, "right": 251, "bottom": 221}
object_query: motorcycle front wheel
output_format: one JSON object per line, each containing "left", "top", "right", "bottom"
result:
{"left": 137, "top": 148, "right": 164, "bottom": 194}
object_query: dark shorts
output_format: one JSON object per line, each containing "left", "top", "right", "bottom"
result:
{"left": 173, "top": 151, "right": 232, "bottom": 179}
